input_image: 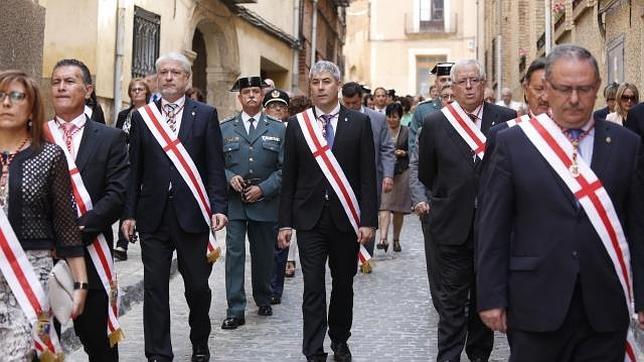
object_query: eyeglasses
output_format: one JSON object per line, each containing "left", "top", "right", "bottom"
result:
{"left": 131, "top": 87, "right": 146, "bottom": 93}
{"left": 454, "top": 77, "right": 482, "bottom": 87}
{"left": 0, "top": 91, "right": 27, "bottom": 104}
{"left": 267, "top": 103, "right": 287, "bottom": 111}
{"left": 441, "top": 94, "right": 454, "bottom": 100}
{"left": 548, "top": 81, "right": 596, "bottom": 97}
{"left": 621, "top": 95, "right": 637, "bottom": 103}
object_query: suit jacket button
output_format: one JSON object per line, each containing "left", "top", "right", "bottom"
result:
{"left": 249, "top": 157, "right": 253, "bottom": 162}
{"left": 572, "top": 251, "right": 578, "bottom": 258}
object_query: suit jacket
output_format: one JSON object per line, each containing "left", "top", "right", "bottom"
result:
{"left": 593, "top": 106, "right": 609, "bottom": 121}
{"left": 279, "top": 105, "right": 378, "bottom": 232}
{"left": 476, "top": 120, "right": 644, "bottom": 332}
{"left": 361, "top": 106, "right": 395, "bottom": 198}
{"left": 221, "top": 112, "right": 285, "bottom": 222}
{"left": 417, "top": 102, "right": 516, "bottom": 245}
{"left": 76, "top": 119, "right": 129, "bottom": 289}
{"left": 625, "top": 102, "right": 644, "bottom": 148}
{"left": 125, "top": 97, "right": 228, "bottom": 233}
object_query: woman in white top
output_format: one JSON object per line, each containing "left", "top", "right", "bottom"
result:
{"left": 606, "top": 83, "right": 639, "bottom": 125}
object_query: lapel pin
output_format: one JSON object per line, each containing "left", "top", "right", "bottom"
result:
{"left": 606, "top": 136, "right": 611, "bottom": 143}
{"left": 191, "top": 111, "right": 196, "bottom": 116}
{"left": 344, "top": 117, "right": 348, "bottom": 122}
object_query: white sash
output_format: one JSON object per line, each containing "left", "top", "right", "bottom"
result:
{"left": 0, "top": 207, "right": 63, "bottom": 360}
{"left": 518, "top": 114, "right": 638, "bottom": 361}
{"left": 295, "top": 108, "right": 373, "bottom": 271}
{"left": 137, "top": 103, "right": 221, "bottom": 262}
{"left": 46, "top": 121, "right": 124, "bottom": 346}
{"left": 504, "top": 114, "right": 530, "bottom": 128}
{"left": 441, "top": 102, "right": 487, "bottom": 160}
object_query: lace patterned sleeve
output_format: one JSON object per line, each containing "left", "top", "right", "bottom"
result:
{"left": 48, "top": 145, "right": 84, "bottom": 258}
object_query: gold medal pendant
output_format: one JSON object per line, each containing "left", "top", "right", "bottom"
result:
{"left": 569, "top": 162, "right": 580, "bottom": 177}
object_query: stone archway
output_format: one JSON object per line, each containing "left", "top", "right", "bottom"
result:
{"left": 185, "top": 3, "right": 241, "bottom": 118}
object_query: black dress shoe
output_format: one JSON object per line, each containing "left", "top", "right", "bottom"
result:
{"left": 331, "top": 341, "right": 352, "bottom": 361}
{"left": 221, "top": 317, "right": 245, "bottom": 329}
{"left": 258, "top": 305, "right": 273, "bottom": 316}
{"left": 270, "top": 296, "right": 281, "bottom": 305}
{"left": 306, "top": 354, "right": 328, "bottom": 362}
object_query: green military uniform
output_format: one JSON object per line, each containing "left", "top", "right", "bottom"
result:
{"left": 408, "top": 98, "right": 442, "bottom": 153}
{"left": 221, "top": 112, "right": 285, "bottom": 320}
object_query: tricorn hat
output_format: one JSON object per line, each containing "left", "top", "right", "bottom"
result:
{"left": 431, "top": 62, "right": 455, "bottom": 76}
{"left": 230, "top": 76, "right": 269, "bottom": 92}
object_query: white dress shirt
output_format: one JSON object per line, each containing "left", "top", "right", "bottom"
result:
{"left": 241, "top": 111, "right": 262, "bottom": 134}
{"left": 53, "top": 112, "right": 87, "bottom": 160}
{"left": 463, "top": 102, "right": 483, "bottom": 129}
{"left": 161, "top": 96, "right": 186, "bottom": 134}
{"left": 315, "top": 103, "right": 341, "bottom": 132}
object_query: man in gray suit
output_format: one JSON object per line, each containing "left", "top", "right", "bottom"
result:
{"left": 220, "top": 76, "right": 286, "bottom": 329}
{"left": 342, "top": 82, "right": 395, "bottom": 257}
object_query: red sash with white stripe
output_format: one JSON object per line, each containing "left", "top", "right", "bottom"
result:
{"left": 0, "top": 206, "right": 63, "bottom": 360}
{"left": 137, "top": 102, "right": 221, "bottom": 263}
{"left": 441, "top": 102, "right": 487, "bottom": 160}
{"left": 45, "top": 121, "right": 124, "bottom": 346}
{"left": 504, "top": 114, "right": 530, "bottom": 128}
{"left": 518, "top": 114, "right": 639, "bottom": 361}
{"left": 295, "top": 108, "right": 373, "bottom": 271}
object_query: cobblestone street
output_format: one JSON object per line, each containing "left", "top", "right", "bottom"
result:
{"left": 69, "top": 216, "right": 510, "bottom": 361}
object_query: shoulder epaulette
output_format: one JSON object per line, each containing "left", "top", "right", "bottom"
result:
{"left": 220, "top": 114, "right": 237, "bottom": 124}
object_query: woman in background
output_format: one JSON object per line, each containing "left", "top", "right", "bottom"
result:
{"left": 607, "top": 83, "right": 639, "bottom": 125}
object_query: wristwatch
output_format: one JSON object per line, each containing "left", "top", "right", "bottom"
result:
{"left": 73, "top": 282, "right": 89, "bottom": 290}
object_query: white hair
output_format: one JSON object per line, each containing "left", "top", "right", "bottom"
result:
{"left": 155, "top": 52, "right": 192, "bottom": 75}
{"left": 450, "top": 59, "right": 486, "bottom": 81}
{"left": 309, "top": 60, "right": 341, "bottom": 81}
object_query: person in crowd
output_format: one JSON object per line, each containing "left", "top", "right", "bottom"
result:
{"left": 50, "top": 58, "right": 129, "bottom": 361}
{"left": 594, "top": 81, "right": 618, "bottom": 121}
{"left": 278, "top": 60, "right": 377, "bottom": 362}
{"left": 606, "top": 83, "right": 639, "bottom": 125}
{"left": 400, "top": 96, "right": 413, "bottom": 126}
{"left": 387, "top": 89, "right": 396, "bottom": 104}
{"left": 412, "top": 95, "right": 424, "bottom": 110}
{"left": 409, "top": 62, "right": 454, "bottom": 152}
{"left": 477, "top": 44, "right": 644, "bottom": 361}
{"left": 186, "top": 87, "right": 206, "bottom": 103}
{"left": 263, "top": 89, "right": 291, "bottom": 304}
{"left": 429, "top": 85, "right": 439, "bottom": 100}
{"left": 496, "top": 87, "right": 524, "bottom": 112}
{"left": 626, "top": 90, "right": 644, "bottom": 146}
{"left": 418, "top": 59, "right": 517, "bottom": 362}
{"left": 373, "top": 87, "right": 388, "bottom": 114}
{"left": 439, "top": 83, "right": 454, "bottom": 106}
{"left": 284, "top": 95, "right": 313, "bottom": 278}
{"left": 363, "top": 93, "right": 375, "bottom": 109}
{"left": 377, "top": 103, "right": 411, "bottom": 253}
{"left": 262, "top": 78, "right": 276, "bottom": 97}
{"left": 341, "top": 82, "right": 395, "bottom": 260}
{"left": 113, "top": 77, "right": 150, "bottom": 261}
{"left": 85, "top": 90, "right": 106, "bottom": 124}
{"left": 0, "top": 69, "right": 88, "bottom": 359}
{"left": 145, "top": 72, "right": 162, "bottom": 102}
{"left": 484, "top": 87, "right": 496, "bottom": 103}
{"left": 220, "top": 76, "right": 285, "bottom": 328}
{"left": 520, "top": 58, "right": 549, "bottom": 117}
{"left": 122, "top": 52, "right": 228, "bottom": 362}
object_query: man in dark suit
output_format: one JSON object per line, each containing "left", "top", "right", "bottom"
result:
{"left": 50, "top": 58, "right": 129, "bottom": 361}
{"left": 342, "top": 81, "right": 395, "bottom": 258}
{"left": 625, "top": 101, "right": 644, "bottom": 147}
{"left": 277, "top": 60, "right": 377, "bottom": 362}
{"left": 122, "top": 52, "right": 228, "bottom": 362}
{"left": 477, "top": 44, "right": 644, "bottom": 360}
{"left": 418, "top": 59, "right": 516, "bottom": 362}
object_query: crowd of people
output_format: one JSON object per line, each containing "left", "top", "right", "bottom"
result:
{"left": 0, "top": 42, "right": 644, "bottom": 362}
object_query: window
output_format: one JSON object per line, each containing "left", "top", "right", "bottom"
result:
{"left": 132, "top": 6, "right": 161, "bottom": 78}
{"left": 419, "top": 0, "right": 444, "bottom": 32}
{"left": 416, "top": 55, "right": 447, "bottom": 96}
{"left": 607, "top": 35, "right": 624, "bottom": 84}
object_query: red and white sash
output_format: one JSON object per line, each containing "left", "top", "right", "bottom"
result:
{"left": 441, "top": 102, "right": 487, "bottom": 160}
{"left": 295, "top": 108, "right": 373, "bottom": 271}
{"left": 518, "top": 114, "right": 639, "bottom": 361}
{"left": 0, "top": 207, "right": 63, "bottom": 360}
{"left": 504, "top": 114, "right": 530, "bottom": 128}
{"left": 45, "top": 121, "right": 124, "bottom": 346}
{"left": 137, "top": 102, "right": 221, "bottom": 263}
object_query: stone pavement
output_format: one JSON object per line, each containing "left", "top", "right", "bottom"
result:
{"left": 67, "top": 216, "right": 512, "bottom": 361}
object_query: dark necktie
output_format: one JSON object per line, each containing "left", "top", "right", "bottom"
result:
{"left": 319, "top": 114, "right": 335, "bottom": 148}
{"left": 248, "top": 117, "right": 256, "bottom": 137}
{"left": 467, "top": 113, "right": 478, "bottom": 124}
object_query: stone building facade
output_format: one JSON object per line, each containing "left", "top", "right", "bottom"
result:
{"left": 482, "top": 0, "right": 644, "bottom": 109}
{"left": 1, "top": 0, "right": 46, "bottom": 78}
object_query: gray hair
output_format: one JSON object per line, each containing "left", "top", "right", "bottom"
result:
{"left": 309, "top": 60, "right": 341, "bottom": 81}
{"left": 450, "top": 59, "right": 486, "bottom": 81}
{"left": 545, "top": 44, "right": 599, "bottom": 81}
{"left": 155, "top": 52, "right": 192, "bottom": 75}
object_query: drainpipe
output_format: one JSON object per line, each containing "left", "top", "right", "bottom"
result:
{"left": 496, "top": 0, "right": 502, "bottom": 99}
{"left": 545, "top": 0, "right": 552, "bottom": 54}
{"left": 310, "top": 0, "right": 318, "bottom": 67}
{"left": 292, "top": 0, "right": 301, "bottom": 92}
{"left": 113, "top": 4, "right": 125, "bottom": 124}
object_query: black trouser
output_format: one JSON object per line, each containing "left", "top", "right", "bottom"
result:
{"left": 270, "top": 244, "right": 289, "bottom": 299}
{"left": 73, "top": 288, "right": 119, "bottom": 361}
{"left": 421, "top": 214, "right": 442, "bottom": 313}
{"left": 140, "top": 200, "right": 213, "bottom": 361}
{"left": 509, "top": 281, "right": 627, "bottom": 362}
{"left": 434, "top": 237, "right": 493, "bottom": 362}
{"left": 297, "top": 206, "right": 360, "bottom": 359}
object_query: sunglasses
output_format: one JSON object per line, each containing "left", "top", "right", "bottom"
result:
{"left": 621, "top": 95, "right": 637, "bottom": 103}
{"left": 0, "top": 91, "right": 27, "bottom": 104}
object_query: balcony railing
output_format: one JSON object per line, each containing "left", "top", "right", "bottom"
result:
{"left": 405, "top": 12, "right": 457, "bottom": 35}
